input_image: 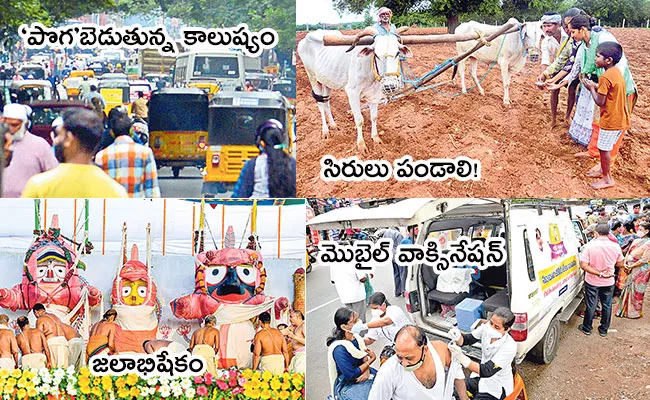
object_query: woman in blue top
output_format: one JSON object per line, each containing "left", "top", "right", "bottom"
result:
{"left": 326, "top": 307, "right": 377, "bottom": 400}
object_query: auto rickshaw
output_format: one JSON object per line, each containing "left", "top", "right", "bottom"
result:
{"left": 202, "top": 91, "right": 294, "bottom": 195}
{"left": 98, "top": 79, "right": 131, "bottom": 115}
{"left": 9, "top": 80, "right": 55, "bottom": 104}
{"left": 188, "top": 80, "right": 220, "bottom": 97}
{"left": 149, "top": 88, "right": 209, "bottom": 178}
{"left": 69, "top": 70, "right": 95, "bottom": 80}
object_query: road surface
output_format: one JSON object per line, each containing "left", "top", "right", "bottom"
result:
{"left": 158, "top": 167, "right": 233, "bottom": 198}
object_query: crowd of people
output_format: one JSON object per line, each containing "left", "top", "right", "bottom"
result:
{"left": 0, "top": 304, "right": 306, "bottom": 375}
{"left": 324, "top": 201, "right": 649, "bottom": 399}
{"left": 536, "top": 9, "right": 636, "bottom": 190}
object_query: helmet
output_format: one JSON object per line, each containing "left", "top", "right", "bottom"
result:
{"left": 116, "top": 63, "right": 122, "bottom": 68}
{"left": 255, "top": 119, "right": 284, "bottom": 140}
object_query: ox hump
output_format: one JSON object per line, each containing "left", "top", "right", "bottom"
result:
{"left": 306, "top": 30, "right": 343, "bottom": 43}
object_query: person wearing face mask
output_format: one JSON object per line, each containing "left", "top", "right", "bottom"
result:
{"left": 327, "top": 307, "right": 377, "bottom": 400}
{"left": 615, "top": 222, "right": 650, "bottom": 319}
{"left": 1, "top": 104, "right": 58, "bottom": 197}
{"left": 368, "top": 325, "right": 465, "bottom": 400}
{"left": 448, "top": 307, "right": 517, "bottom": 400}
{"left": 354, "top": 292, "right": 411, "bottom": 350}
{"left": 21, "top": 108, "right": 127, "bottom": 198}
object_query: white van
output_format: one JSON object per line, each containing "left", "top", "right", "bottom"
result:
{"left": 308, "top": 198, "right": 587, "bottom": 364}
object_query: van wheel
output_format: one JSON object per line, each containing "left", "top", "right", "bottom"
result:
{"left": 172, "top": 166, "right": 181, "bottom": 178}
{"left": 529, "top": 316, "right": 560, "bottom": 364}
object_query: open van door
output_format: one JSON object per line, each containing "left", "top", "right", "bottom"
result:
{"left": 307, "top": 198, "right": 497, "bottom": 230}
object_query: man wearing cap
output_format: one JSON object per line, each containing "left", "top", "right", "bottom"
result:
{"left": 21, "top": 108, "right": 127, "bottom": 198}
{"left": 1, "top": 104, "right": 58, "bottom": 197}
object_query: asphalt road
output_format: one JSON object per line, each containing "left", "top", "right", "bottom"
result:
{"left": 158, "top": 167, "right": 233, "bottom": 198}
{"left": 306, "top": 261, "right": 407, "bottom": 399}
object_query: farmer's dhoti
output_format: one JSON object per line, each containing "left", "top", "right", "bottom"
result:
{"left": 21, "top": 353, "right": 46, "bottom": 369}
{"left": 259, "top": 354, "right": 284, "bottom": 375}
{"left": 192, "top": 344, "right": 217, "bottom": 375}
{"left": 68, "top": 337, "right": 85, "bottom": 371}
{"left": 47, "top": 336, "right": 69, "bottom": 368}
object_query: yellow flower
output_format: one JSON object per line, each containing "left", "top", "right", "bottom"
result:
{"left": 80, "top": 367, "right": 91, "bottom": 377}
{"left": 93, "top": 377, "right": 101, "bottom": 386}
{"left": 270, "top": 378, "right": 282, "bottom": 391}
{"left": 10, "top": 369, "right": 21, "bottom": 378}
{"left": 129, "top": 386, "right": 140, "bottom": 397}
{"left": 291, "top": 389, "right": 302, "bottom": 400}
{"left": 279, "top": 390, "right": 290, "bottom": 400}
{"left": 259, "top": 381, "right": 269, "bottom": 391}
{"left": 80, "top": 386, "right": 91, "bottom": 395}
{"left": 23, "top": 370, "right": 36, "bottom": 380}
{"left": 26, "top": 388, "right": 37, "bottom": 397}
{"left": 252, "top": 370, "right": 262, "bottom": 381}
{"left": 126, "top": 373, "right": 139, "bottom": 386}
{"left": 260, "top": 388, "right": 271, "bottom": 399}
{"left": 244, "top": 388, "right": 261, "bottom": 399}
{"left": 261, "top": 370, "right": 273, "bottom": 382}
{"left": 281, "top": 372, "right": 291, "bottom": 381}
{"left": 118, "top": 388, "right": 130, "bottom": 398}
{"left": 281, "top": 380, "right": 291, "bottom": 391}
{"left": 292, "top": 376, "right": 303, "bottom": 389}
{"left": 78, "top": 376, "right": 91, "bottom": 388}
{"left": 242, "top": 369, "right": 254, "bottom": 379}
{"left": 115, "top": 377, "right": 126, "bottom": 389}
{"left": 6, "top": 378, "right": 16, "bottom": 387}
{"left": 4, "top": 385, "right": 15, "bottom": 395}
{"left": 17, "top": 377, "right": 27, "bottom": 388}
{"left": 102, "top": 375, "right": 113, "bottom": 390}
{"left": 91, "top": 386, "right": 102, "bottom": 396}
{"left": 0, "top": 370, "right": 9, "bottom": 378}
{"left": 16, "top": 388, "right": 26, "bottom": 399}
{"left": 244, "top": 379, "right": 260, "bottom": 391}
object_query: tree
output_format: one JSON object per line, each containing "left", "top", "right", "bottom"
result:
{"left": 577, "top": 0, "right": 649, "bottom": 25}
{"left": 333, "top": 0, "right": 502, "bottom": 33}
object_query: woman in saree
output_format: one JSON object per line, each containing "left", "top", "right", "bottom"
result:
{"left": 615, "top": 222, "right": 650, "bottom": 319}
{"left": 567, "top": 15, "right": 637, "bottom": 181}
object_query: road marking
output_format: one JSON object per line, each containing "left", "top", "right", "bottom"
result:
{"left": 306, "top": 297, "right": 340, "bottom": 315}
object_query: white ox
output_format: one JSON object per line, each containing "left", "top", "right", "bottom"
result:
{"left": 298, "top": 29, "right": 411, "bottom": 152}
{"left": 453, "top": 18, "right": 543, "bottom": 105}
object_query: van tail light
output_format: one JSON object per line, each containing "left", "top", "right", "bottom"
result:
{"left": 212, "top": 153, "right": 221, "bottom": 167}
{"left": 154, "top": 136, "right": 162, "bottom": 149}
{"left": 405, "top": 291, "right": 420, "bottom": 313}
{"left": 510, "top": 312, "right": 528, "bottom": 342}
{"left": 198, "top": 136, "right": 206, "bottom": 150}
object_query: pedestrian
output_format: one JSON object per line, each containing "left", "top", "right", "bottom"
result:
{"left": 369, "top": 325, "right": 464, "bottom": 400}
{"left": 615, "top": 222, "right": 650, "bottom": 319}
{"left": 382, "top": 227, "right": 406, "bottom": 297}
{"left": 578, "top": 223, "right": 622, "bottom": 336}
{"left": 95, "top": 109, "right": 161, "bottom": 198}
{"left": 232, "top": 119, "right": 296, "bottom": 198}
{"left": 330, "top": 261, "right": 368, "bottom": 323}
{"left": 21, "top": 108, "right": 127, "bottom": 198}
{"left": 1, "top": 104, "right": 58, "bottom": 197}
{"left": 132, "top": 91, "right": 149, "bottom": 123}
{"left": 449, "top": 307, "right": 518, "bottom": 400}
{"left": 82, "top": 85, "right": 106, "bottom": 112}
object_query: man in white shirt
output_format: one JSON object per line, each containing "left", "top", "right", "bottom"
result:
{"left": 368, "top": 325, "right": 465, "bottom": 400}
{"left": 539, "top": 13, "right": 567, "bottom": 71}
{"left": 331, "top": 263, "right": 369, "bottom": 322}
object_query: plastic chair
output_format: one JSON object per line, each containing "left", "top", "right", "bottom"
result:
{"left": 505, "top": 373, "right": 528, "bottom": 400}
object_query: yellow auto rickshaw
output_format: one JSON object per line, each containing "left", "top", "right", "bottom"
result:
{"left": 69, "top": 70, "right": 95, "bottom": 79}
{"left": 202, "top": 91, "right": 294, "bottom": 195}
{"left": 149, "top": 88, "right": 209, "bottom": 178}
{"left": 188, "top": 80, "right": 220, "bottom": 97}
{"left": 98, "top": 79, "right": 131, "bottom": 115}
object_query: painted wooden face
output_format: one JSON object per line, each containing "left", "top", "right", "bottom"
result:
{"left": 121, "top": 279, "right": 148, "bottom": 305}
{"left": 205, "top": 264, "right": 257, "bottom": 302}
{"left": 35, "top": 252, "right": 68, "bottom": 284}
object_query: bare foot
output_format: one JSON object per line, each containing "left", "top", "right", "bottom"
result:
{"left": 550, "top": 119, "right": 558, "bottom": 129}
{"left": 575, "top": 151, "right": 591, "bottom": 158}
{"left": 586, "top": 165, "right": 603, "bottom": 178}
{"left": 591, "top": 178, "right": 615, "bottom": 190}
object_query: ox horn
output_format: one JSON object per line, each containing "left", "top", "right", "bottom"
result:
{"left": 345, "top": 27, "right": 376, "bottom": 53}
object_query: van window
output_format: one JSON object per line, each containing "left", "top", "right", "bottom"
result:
{"left": 523, "top": 229, "right": 535, "bottom": 281}
{"left": 469, "top": 223, "right": 503, "bottom": 239}
{"left": 572, "top": 221, "right": 586, "bottom": 246}
{"left": 427, "top": 228, "right": 462, "bottom": 250}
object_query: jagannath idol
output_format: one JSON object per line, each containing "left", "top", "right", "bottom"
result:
{"left": 0, "top": 215, "right": 102, "bottom": 334}
{"left": 170, "top": 243, "right": 276, "bottom": 368}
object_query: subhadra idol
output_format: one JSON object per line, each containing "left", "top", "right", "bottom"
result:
{"left": 170, "top": 247, "right": 275, "bottom": 368}
{"left": 110, "top": 225, "right": 160, "bottom": 353}
{"left": 0, "top": 215, "right": 102, "bottom": 333}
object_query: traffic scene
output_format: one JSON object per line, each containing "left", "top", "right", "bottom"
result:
{"left": 1, "top": 3, "right": 296, "bottom": 198}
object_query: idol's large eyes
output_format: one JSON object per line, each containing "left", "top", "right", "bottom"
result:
{"left": 236, "top": 266, "right": 256, "bottom": 285}
{"left": 36, "top": 267, "right": 47, "bottom": 277}
{"left": 122, "top": 287, "right": 132, "bottom": 297}
{"left": 54, "top": 266, "right": 66, "bottom": 278}
{"left": 137, "top": 286, "right": 148, "bottom": 298}
{"left": 205, "top": 266, "right": 228, "bottom": 285}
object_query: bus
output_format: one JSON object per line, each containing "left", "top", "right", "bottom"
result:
{"left": 172, "top": 49, "right": 262, "bottom": 93}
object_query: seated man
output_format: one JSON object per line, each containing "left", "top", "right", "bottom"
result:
{"left": 190, "top": 315, "right": 220, "bottom": 374}
{"left": 16, "top": 316, "right": 51, "bottom": 369}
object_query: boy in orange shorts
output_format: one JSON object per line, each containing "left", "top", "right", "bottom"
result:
{"left": 581, "top": 42, "right": 630, "bottom": 190}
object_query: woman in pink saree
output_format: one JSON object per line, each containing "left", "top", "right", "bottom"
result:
{"left": 615, "top": 222, "right": 650, "bottom": 319}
